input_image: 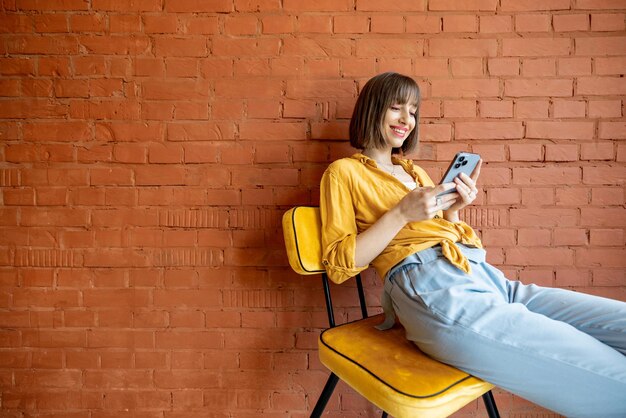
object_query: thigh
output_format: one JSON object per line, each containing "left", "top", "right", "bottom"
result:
{"left": 506, "top": 279, "right": 626, "bottom": 355}
{"left": 392, "top": 278, "right": 626, "bottom": 417}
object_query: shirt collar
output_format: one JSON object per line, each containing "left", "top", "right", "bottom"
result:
{"left": 351, "top": 153, "right": 415, "bottom": 173}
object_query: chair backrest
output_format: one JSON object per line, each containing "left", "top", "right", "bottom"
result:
{"left": 282, "top": 206, "right": 325, "bottom": 275}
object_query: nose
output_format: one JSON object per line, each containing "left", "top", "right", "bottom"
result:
{"left": 398, "top": 108, "right": 409, "bottom": 124}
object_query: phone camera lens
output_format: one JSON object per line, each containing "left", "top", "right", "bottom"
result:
{"left": 454, "top": 163, "right": 461, "bottom": 169}
{"left": 462, "top": 160, "right": 468, "bottom": 166}
{"left": 459, "top": 156, "right": 465, "bottom": 161}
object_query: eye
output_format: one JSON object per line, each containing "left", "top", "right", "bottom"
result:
{"left": 390, "top": 106, "right": 400, "bottom": 111}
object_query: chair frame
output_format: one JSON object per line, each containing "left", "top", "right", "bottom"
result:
{"left": 312, "top": 270, "right": 500, "bottom": 418}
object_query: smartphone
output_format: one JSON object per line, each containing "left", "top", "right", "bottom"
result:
{"left": 438, "top": 152, "right": 481, "bottom": 196}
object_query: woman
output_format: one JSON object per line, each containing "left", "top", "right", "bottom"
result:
{"left": 319, "top": 72, "right": 626, "bottom": 417}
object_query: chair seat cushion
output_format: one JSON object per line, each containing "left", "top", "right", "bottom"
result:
{"left": 319, "top": 314, "right": 494, "bottom": 418}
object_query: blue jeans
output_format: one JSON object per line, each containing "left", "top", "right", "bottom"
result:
{"left": 378, "top": 245, "right": 626, "bottom": 418}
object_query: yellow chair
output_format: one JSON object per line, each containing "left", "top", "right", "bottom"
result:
{"left": 282, "top": 206, "right": 500, "bottom": 418}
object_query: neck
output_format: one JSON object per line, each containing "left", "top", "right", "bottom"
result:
{"left": 362, "top": 148, "right": 393, "bottom": 166}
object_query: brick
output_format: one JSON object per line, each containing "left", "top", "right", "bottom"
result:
{"left": 581, "top": 142, "right": 615, "bottom": 161}
{"left": 578, "top": 77, "right": 626, "bottom": 95}
{"left": 443, "top": 15, "right": 478, "bottom": 32}
{"left": 371, "top": 15, "right": 404, "bottom": 34}
{"left": 214, "top": 38, "right": 280, "bottom": 57}
{"left": 599, "top": 122, "right": 626, "bottom": 139}
{"left": 456, "top": 122, "right": 523, "bottom": 139}
{"left": 296, "top": 15, "right": 332, "bottom": 33}
{"left": 553, "top": 14, "right": 590, "bottom": 32}
{"left": 591, "top": 13, "right": 625, "bottom": 31}
{"left": 576, "top": 36, "right": 626, "bottom": 56}
{"left": 406, "top": 15, "right": 441, "bottom": 33}
{"left": 429, "top": 0, "right": 497, "bottom": 10}
{"left": 451, "top": 58, "right": 483, "bottom": 76}
{"left": 555, "top": 268, "right": 590, "bottom": 287}
{"left": 545, "top": 144, "right": 579, "bottom": 161}
{"left": 501, "top": 0, "right": 570, "bottom": 10}
{"left": 510, "top": 208, "right": 584, "bottom": 227}
{"left": 356, "top": 38, "right": 424, "bottom": 57}
{"left": 583, "top": 166, "right": 626, "bottom": 185}
{"left": 507, "top": 248, "right": 574, "bottom": 266}
{"left": 502, "top": 38, "right": 570, "bottom": 56}
{"left": 522, "top": 58, "right": 556, "bottom": 76}
{"left": 515, "top": 14, "right": 551, "bottom": 32}
{"left": 590, "top": 229, "right": 624, "bottom": 246}
{"left": 487, "top": 188, "right": 520, "bottom": 205}
{"left": 596, "top": 57, "right": 626, "bottom": 75}
{"left": 164, "top": 0, "right": 231, "bottom": 12}
{"left": 443, "top": 100, "right": 476, "bottom": 117}
{"left": 521, "top": 187, "right": 554, "bottom": 206}
{"left": 526, "top": 121, "right": 594, "bottom": 140}
{"left": 505, "top": 79, "right": 572, "bottom": 97}
{"left": 15, "top": 370, "right": 82, "bottom": 388}
{"left": 431, "top": 79, "right": 499, "bottom": 98}
{"left": 262, "top": 15, "right": 295, "bottom": 34}
{"left": 558, "top": 57, "right": 591, "bottom": 75}
{"left": 556, "top": 187, "right": 589, "bottom": 206}
{"left": 0, "top": 58, "right": 36, "bottom": 76}
{"left": 588, "top": 191, "right": 624, "bottom": 217}
{"left": 515, "top": 100, "right": 549, "bottom": 118}
{"left": 471, "top": 144, "right": 506, "bottom": 161}
{"left": 430, "top": 38, "right": 497, "bottom": 57}
{"left": 577, "top": 248, "right": 626, "bottom": 268}
{"left": 480, "top": 15, "right": 512, "bottom": 33}
{"left": 513, "top": 167, "right": 580, "bottom": 184}
{"left": 225, "top": 15, "right": 258, "bottom": 36}
{"left": 479, "top": 100, "right": 513, "bottom": 118}
{"left": 358, "top": 0, "right": 426, "bottom": 11}
{"left": 154, "top": 370, "right": 221, "bottom": 388}
{"left": 553, "top": 228, "right": 588, "bottom": 246}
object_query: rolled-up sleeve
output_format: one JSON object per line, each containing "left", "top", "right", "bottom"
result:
{"left": 320, "top": 167, "right": 368, "bottom": 284}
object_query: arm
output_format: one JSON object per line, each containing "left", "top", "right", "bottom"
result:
{"left": 355, "top": 183, "right": 458, "bottom": 267}
{"left": 321, "top": 164, "right": 458, "bottom": 282}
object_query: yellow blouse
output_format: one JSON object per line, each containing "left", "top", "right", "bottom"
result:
{"left": 320, "top": 153, "right": 482, "bottom": 284}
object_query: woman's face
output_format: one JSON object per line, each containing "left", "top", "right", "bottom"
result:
{"left": 381, "top": 102, "right": 417, "bottom": 149}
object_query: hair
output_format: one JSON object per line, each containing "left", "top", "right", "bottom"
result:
{"left": 349, "top": 72, "right": 421, "bottom": 155}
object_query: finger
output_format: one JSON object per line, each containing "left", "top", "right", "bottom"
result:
{"left": 470, "top": 159, "right": 482, "bottom": 182}
{"left": 433, "top": 182, "right": 456, "bottom": 196}
{"left": 439, "top": 193, "right": 460, "bottom": 211}
{"left": 458, "top": 173, "right": 478, "bottom": 194}
{"left": 455, "top": 177, "right": 472, "bottom": 194}
{"left": 454, "top": 181, "right": 473, "bottom": 202}
{"left": 433, "top": 192, "right": 460, "bottom": 212}
{"left": 441, "top": 192, "right": 460, "bottom": 203}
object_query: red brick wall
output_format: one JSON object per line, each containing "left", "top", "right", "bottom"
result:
{"left": 1, "top": 0, "right": 624, "bottom": 417}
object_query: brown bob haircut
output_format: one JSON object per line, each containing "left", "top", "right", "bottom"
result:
{"left": 349, "top": 72, "right": 420, "bottom": 155}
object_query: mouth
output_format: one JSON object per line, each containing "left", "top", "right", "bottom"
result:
{"left": 390, "top": 126, "right": 408, "bottom": 138}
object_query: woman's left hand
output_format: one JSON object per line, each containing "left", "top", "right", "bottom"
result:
{"left": 443, "top": 159, "right": 482, "bottom": 217}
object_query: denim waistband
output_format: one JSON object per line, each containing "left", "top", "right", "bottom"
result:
{"left": 385, "top": 243, "right": 486, "bottom": 281}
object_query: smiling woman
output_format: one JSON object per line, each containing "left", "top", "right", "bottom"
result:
{"left": 319, "top": 72, "right": 626, "bottom": 418}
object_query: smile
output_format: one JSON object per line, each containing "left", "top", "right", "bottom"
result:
{"left": 391, "top": 127, "right": 408, "bottom": 137}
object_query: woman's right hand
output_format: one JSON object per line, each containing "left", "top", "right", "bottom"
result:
{"left": 395, "top": 183, "right": 459, "bottom": 223}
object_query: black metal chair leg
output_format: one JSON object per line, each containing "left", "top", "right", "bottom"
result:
{"left": 482, "top": 390, "right": 500, "bottom": 418}
{"left": 311, "top": 372, "right": 339, "bottom": 418}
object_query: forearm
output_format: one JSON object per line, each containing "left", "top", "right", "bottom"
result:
{"left": 443, "top": 209, "right": 460, "bottom": 223}
{"left": 355, "top": 207, "right": 406, "bottom": 267}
